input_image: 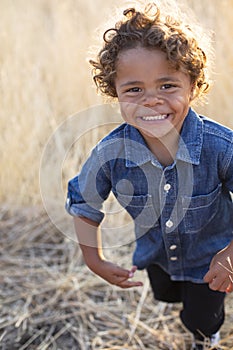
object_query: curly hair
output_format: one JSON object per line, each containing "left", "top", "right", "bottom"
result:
{"left": 89, "top": 3, "right": 211, "bottom": 100}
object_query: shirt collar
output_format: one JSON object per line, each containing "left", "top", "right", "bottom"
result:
{"left": 177, "top": 108, "right": 203, "bottom": 165}
{"left": 124, "top": 108, "right": 203, "bottom": 168}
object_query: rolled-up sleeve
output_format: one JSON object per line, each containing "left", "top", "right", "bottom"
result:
{"left": 223, "top": 139, "right": 233, "bottom": 193}
{"left": 65, "top": 147, "right": 111, "bottom": 223}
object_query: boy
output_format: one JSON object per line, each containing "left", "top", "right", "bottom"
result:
{"left": 66, "top": 3, "right": 233, "bottom": 349}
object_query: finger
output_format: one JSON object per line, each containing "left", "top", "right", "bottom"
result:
{"left": 112, "top": 265, "right": 133, "bottom": 279}
{"left": 131, "top": 265, "right": 138, "bottom": 273}
{"left": 224, "top": 275, "right": 233, "bottom": 293}
{"left": 204, "top": 266, "right": 227, "bottom": 284}
{"left": 113, "top": 273, "right": 137, "bottom": 285}
{"left": 208, "top": 276, "right": 224, "bottom": 291}
{"left": 113, "top": 265, "right": 139, "bottom": 279}
{"left": 203, "top": 270, "right": 215, "bottom": 283}
{"left": 208, "top": 273, "right": 233, "bottom": 292}
{"left": 129, "top": 265, "right": 138, "bottom": 278}
{"left": 226, "top": 282, "right": 233, "bottom": 293}
{"left": 217, "top": 279, "right": 232, "bottom": 293}
{"left": 113, "top": 270, "right": 143, "bottom": 288}
{"left": 117, "top": 280, "right": 143, "bottom": 289}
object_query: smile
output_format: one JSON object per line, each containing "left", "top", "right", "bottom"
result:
{"left": 141, "top": 114, "right": 168, "bottom": 121}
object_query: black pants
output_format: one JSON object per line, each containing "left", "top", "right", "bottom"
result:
{"left": 147, "top": 264, "right": 226, "bottom": 337}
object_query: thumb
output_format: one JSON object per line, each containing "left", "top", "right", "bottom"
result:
{"left": 203, "top": 269, "right": 215, "bottom": 283}
{"left": 112, "top": 264, "right": 133, "bottom": 278}
{"left": 128, "top": 265, "right": 138, "bottom": 278}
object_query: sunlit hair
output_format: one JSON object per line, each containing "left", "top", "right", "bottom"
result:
{"left": 89, "top": 3, "right": 212, "bottom": 101}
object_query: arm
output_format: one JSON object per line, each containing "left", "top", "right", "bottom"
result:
{"left": 204, "top": 142, "right": 233, "bottom": 293}
{"left": 204, "top": 240, "right": 233, "bottom": 293}
{"left": 74, "top": 216, "right": 143, "bottom": 289}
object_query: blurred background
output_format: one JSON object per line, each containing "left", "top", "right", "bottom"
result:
{"left": 0, "top": 0, "right": 233, "bottom": 208}
{"left": 0, "top": 0, "right": 233, "bottom": 206}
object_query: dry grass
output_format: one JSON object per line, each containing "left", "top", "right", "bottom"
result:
{"left": 1, "top": 205, "right": 233, "bottom": 350}
{"left": 1, "top": 206, "right": 233, "bottom": 350}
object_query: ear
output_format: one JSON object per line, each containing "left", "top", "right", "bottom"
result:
{"left": 189, "top": 84, "right": 196, "bottom": 101}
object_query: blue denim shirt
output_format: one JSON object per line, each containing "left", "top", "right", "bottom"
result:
{"left": 66, "top": 108, "right": 233, "bottom": 283}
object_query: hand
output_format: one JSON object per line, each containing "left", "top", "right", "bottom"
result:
{"left": 204, "top": 243, "right": 233, "bottom": 293}
{"left": 90, "top": 260, "right": 143, "bottom": 289}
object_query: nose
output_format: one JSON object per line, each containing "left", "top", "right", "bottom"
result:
{"left": 143, "top": 90, "right": 163, "bottom": 107}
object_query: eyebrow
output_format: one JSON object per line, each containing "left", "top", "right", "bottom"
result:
{"left": 119, "top": 80, "right": 142, "bottom": 88}
{"left": 157, "top": 77, "right": 181, "bottom": 83}
{"left": 119, "top": 76, "right": 181, "bottom": 88}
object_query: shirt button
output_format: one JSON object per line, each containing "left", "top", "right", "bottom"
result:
{"left": 170, "top": 256, "right": 178, "bottom": 261}
{"left": 164, "top": 183, "right": 171, "bottom": 191}
{"left": 170, "top": 245, "right": 177, "bottom": 250}
{"left": 166, "top": 220, "right": 174, "bottom": 228}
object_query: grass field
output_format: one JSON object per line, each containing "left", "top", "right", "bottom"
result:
{"left": 1, "top": 0, "right": 233, "bottom": 349}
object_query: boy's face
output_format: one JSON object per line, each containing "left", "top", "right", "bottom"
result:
{"left": 115, "top": 46, "right": 194, "bottom": 141}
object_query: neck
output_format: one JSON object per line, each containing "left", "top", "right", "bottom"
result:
{"left": 143, "top": 131, "right": 180, "bottom": 167}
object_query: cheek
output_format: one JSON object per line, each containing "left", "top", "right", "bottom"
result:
{"left": 172, "top": 94, "right": 191, "bottom": 109}
{"left": 119, "top": 101, "right": 138, "bottom": 119}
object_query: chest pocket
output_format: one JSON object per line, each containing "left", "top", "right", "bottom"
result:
{"left": 182, "top": 183, "right": 222, "bottom": 233}
{"left": 115, "top": 193, "right": 158, "bottom": 228}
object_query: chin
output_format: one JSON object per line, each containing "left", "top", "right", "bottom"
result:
{"left": 139, "top": 127, "right": 174, "bottom": 140}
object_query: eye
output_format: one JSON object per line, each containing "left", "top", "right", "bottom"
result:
{"left": 161, "top": 83, "right": 176, "bottom": 90}
{"left": 126, "top": 87, "right": 142, "bottom": 93}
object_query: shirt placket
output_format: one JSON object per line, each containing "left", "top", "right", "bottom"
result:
{"left": 160, "top": 166, "right": 183, "bottom": 276}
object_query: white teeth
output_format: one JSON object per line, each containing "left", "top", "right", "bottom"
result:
{"left": 142, "top": 115, "right": 167, "bottom": 121}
